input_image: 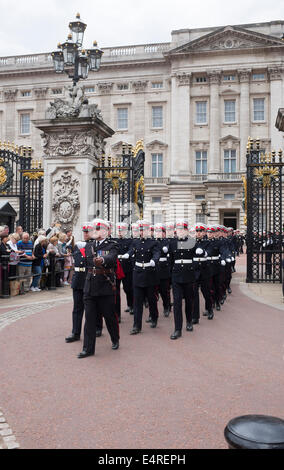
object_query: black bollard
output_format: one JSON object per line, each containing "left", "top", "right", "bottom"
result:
{"left": 0, "top": 254, "right": 11, "bottom": 298}
{"left": 48, "top": 252, "right": 56, "bottom": 290}
{"left": 224, "top": 415, "right": 284, "bottom": 449}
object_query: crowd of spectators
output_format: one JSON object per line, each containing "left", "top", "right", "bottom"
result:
{"left": 0, "top": 223, "right": 75, "bottom": 296}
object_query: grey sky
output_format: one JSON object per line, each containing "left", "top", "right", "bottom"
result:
{"left": 0, "top": 0, "right": 283, "bottom": 57}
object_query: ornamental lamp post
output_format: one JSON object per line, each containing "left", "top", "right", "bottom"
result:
{"left": 51, "top": 13, "right": 103, "bottom": 87}
{"left": 69, "top": 13, "right": 87, "bottom": 46}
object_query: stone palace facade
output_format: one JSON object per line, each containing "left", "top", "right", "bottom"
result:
{"left": 0, "top": 20, "right": 284, "bottom": 230}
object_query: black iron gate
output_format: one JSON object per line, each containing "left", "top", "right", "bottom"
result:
{"left": 0, "top": 142, "right": 44, "bottom": 233}
{"left": 246, "top": 138, "right": 284, "bottom": 283}
{"left": 93, "top": 140, "right": 145, "bottom": 229}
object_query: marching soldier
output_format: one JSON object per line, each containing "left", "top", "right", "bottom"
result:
{"left": 166, "top": 222, "right": 175, "bottom": 239}
{"left": 116, "top": 222, "right": 134, "bottom": 315}
{"left": 78, "top": 219, "right": 120, "bottom": 358}
{"left": 154, "top": 223, "right": 171, "bottom": 317}
{"left": 65, "top": 223, "right": 92, "bottom": 343}
{"left": 192, "top": 224, "right": 214, "bottom": 322}
{"left": 126, "top": 219, "right": 160, "bottom": 334}
{"left": 169, "top": 220, "right": 196, "bottom": 339}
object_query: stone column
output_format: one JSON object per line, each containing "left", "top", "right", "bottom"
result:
{"left": 3, "top": 89, "right": 18, "bottom": 141}
{"left": 208, "top": 71, "right": 220, "bottom": 174}
{"left": 269, "top": 66, "right": 283, "bottom": 151}
{"left": 239, "top": 69, "right": 251, "bottom": 171}
{"left": 170, "top": 73, "right": 191, "bottom": 179}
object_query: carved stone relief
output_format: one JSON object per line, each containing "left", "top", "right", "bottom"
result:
{"left": 40, "top": 129, "right": 106, "bottom": 159}
{"left": 52, "top": 170, "right": 80, "bottom": 227}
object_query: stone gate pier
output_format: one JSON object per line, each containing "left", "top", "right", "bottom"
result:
{"left": 33, "top": 84, "right": 114, "bottom": 239}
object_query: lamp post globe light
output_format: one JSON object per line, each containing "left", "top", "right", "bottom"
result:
{"left": 51, "top": 13, "right": 103, "bottom": 86}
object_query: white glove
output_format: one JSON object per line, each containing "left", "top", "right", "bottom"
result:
{"left": 226, "top": 258, "right": 231, "bottom": 263}
{"left": 162, "top": 246, "right": 168, "bottom": 254}
{"left": 231, "top": 256, "right": 235, "bottom": 261}
{"left": 195, "top": 248, "right": 203, "bottom": 255}
{"left": 221, "top": 260, "right": 226, "bottom": 266}
{"left": 262, "top": 242, "right": 266, "bottom": 247}
{"left": 204, "top": 251, "right": 208, "bottom": 257}
{"left": 150, "top": 259, "right": 155, "bottom": 267}
{"left": 122, "top": 253, "right": 129, "bottom": 259}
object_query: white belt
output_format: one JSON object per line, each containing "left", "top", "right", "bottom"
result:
{"left": 193, "top": 258, "right": 207, "bottom": 262}
{"left": 159, "top": 257, "right": 168, "bottom": 262}
{"left": 135, "top": 262, "right": 152, "bottom": 267}
{"left": 75, "top": 267, "right": 86, "bottom": 272}
{"left": 175, "top": 259, "right": 193, "bottom": 264}
{"left": 207, "top": 256, "right": 220, "bottom": 261}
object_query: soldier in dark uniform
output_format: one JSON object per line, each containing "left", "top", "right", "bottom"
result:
{"left": 116, "top": 222, "right": 134, "bottom": 315}
{"left": 169, "top": 220, "right": 196, "bottom": 339}
{"left": 154, "top": 223, "right": 171, "bottom": 317}
{"left": 65, "top": 223, "right": 93, "bottom": 343}
{"left": 126, "top": 220, "right": 161, "bottom": 334}
{"left": 77, "top": 219, "right": 120, "bottom": 359}
{"left": 192, "top": 224, "right": 214, "bottom": 322}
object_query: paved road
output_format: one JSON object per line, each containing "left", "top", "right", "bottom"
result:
{"left": 0, "top": 255, "right": 284, "bottom": 449}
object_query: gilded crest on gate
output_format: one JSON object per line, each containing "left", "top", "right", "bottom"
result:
{"left": 254, "top": 165, "right": 279, "bottom": 188}
{"left": 0, "top": 158, "right": 13, "bottom": 194}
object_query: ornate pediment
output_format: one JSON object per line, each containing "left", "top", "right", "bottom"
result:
{"left": 220, "top": 135, "right": 240, "bottom": 142}
{"left": 166, "top": 25, "right": 284, "bottom": 56}
{"left": 146, "top": 140, "right": 168, "bottom": 150}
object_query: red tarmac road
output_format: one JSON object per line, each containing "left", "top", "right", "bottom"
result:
{"left": 0, "top": 255, "right": 284, "bottom": 449}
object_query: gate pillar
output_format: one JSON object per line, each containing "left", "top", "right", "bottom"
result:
{"left": 33, "top": 87, "right": 114, "bottom": 239}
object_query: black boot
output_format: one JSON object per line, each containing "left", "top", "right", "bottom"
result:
{"left": 207, "top": 310, "right": 214, "bottom": 320}
{"left": 186, "top": 322, "right": 193, "bottom": 331}
{"left": 170, "top": 330, "right": 182, "bottom": 340}
{"left": 216, "top": 303, "right": 221, "bottom": 311}
{"left": 65, "top": 334, "right": 80, "bottom": 343}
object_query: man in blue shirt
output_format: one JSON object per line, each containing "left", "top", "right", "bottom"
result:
{"left": 17, "top": 232, "right": 34, "bottom": 293}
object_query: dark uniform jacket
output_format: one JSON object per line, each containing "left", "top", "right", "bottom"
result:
{"left": 169, "top": 238, "right": 196, "bottom": 284}
{"left": 116, "top": 237, "right": 133, "bottom": 274}
{"left": 194, "top": 238, "right": 211, "bottom": 280}
{"left": 156, "top": 238, "right": 171, "bottom": 280}
{"left": 84, "top": 238, "right": 119, "bottom": 297}
{"left": 128, "top": 238, "right": 160, "bottom": 287}
{"left": 71, "top": 246, "right": 87, "bottom": 290}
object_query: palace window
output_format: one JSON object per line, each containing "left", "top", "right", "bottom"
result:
{"left": 20, "top": 113, "right": 31, "bottom": 135}
{"left": 224, "top": 100, "right": 236, "bottom": 123}
{"left": 195, "top": 151, "right": 207, "bottom": 174}
{"left": 252, "top": 73, "right": 265, "bottom": 81}
{"left": 224, "top": 149, "right": 237, "bottom": 173}
{"left": 152, "top": 82, "right": 163, "bottom": 88}
{"left": 52, "top": 88, "right": 63, "bottom": 95}
{"left": 152, "top": 106, "right": 163, "bottom": 128}
{"left": 151, "top": 153, "right": 163, "bottom": 177}
{"left": 223, "top": 75, "right": 236, "bottom": 81}
{"left": 21, "top": 91, "right": 31, "bottom": 97}
{"left": 195, "top": 194, "right": 205, "bottom": 200}
{"left": 117, "top": 84, "right": 129, "bottom": 90}
{"left": 196, "top": 101, "right": 207, "bottom": 124}
{"left": 85, "top": 87, "right": 95, "bottom": 93}
{"left": 224, "top": 193, "right": 235, "bottom": 200}
{"left": 253, "top": 98, "right": 265, "bottom": 121}
{"left": 117, "top": 108, "right": 128, "bottom": 130}
{"left": 195, "top": 76, "right": 207, "bottom": 83}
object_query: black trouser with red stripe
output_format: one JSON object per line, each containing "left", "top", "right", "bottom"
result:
{"left": 210, "top": 271, "right": 222, "bottom": 306}
{"left": 83, "top": 294, "right": 119, "bottom": 354}
{"left": 172, "top": 281, "right": 194, "bottom": 331}
{"left": 133, "top": 285, "right": 158, "bottom": 330}
{"left": 158, "top": 278, "right": 171, "bottom": 311}
{"left": 192, "top": 278, "right": 212, "bottom": 320}
{"left": 72, "top": 288, "right": 85, "bottom": 337}
{"left": 122, "top": 272, "right": 133, "bottom": 309}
